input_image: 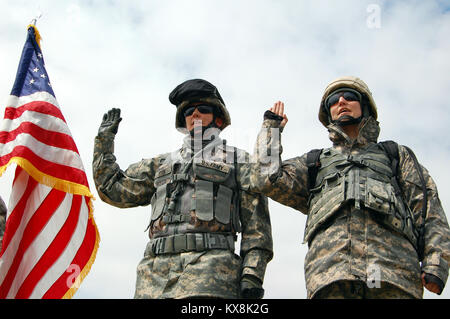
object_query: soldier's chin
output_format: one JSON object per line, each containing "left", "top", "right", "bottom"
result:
{"left": 337, "top": 115, "right": 353, "bottom": 122}
{"left": 189, "top": 124, "right": 207, "bottom": 137}
{"left": 334, "top": 115, "right": 362, "bottom": 127}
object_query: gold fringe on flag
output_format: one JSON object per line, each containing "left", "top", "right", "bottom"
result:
{"left": 0, "top": 157, "right": 95, "bottom": 200}
{"left": 62, "top": 218, "right": 100, "bottom": 299}
{"left": 27, "top": 24, "right": 42, "bottom": 48}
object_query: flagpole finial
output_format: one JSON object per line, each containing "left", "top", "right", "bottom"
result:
{"left": 30, "top": 9, "right": 43, "bottom": 26}
{"left": 28, "top": 9, "right": 43, "bottom": 48}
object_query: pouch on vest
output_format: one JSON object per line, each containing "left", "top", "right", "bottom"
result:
{"left": 364, "top": 177, "right": 394, "bottom": 215}
{"left": 364, "top": 177, "right": 418, "bottom": 249}
{"left": 151, "top": 163, "right": 172, "bottom": 222}
{"left": 193, "top": 159, "right": 234, "bottom": 224}
{"left": 215, "top": 185, "right": 233, "bottom": 224}
{"left": 308, "top": 171, "right": 343, "bottom": 211}
{"left": 151, "top": 184, "right": 168, "bottom": 222}
{"left": 194, "top": 179, "right": 214, "bottom": 221}
{"left": 305, "top": 172, "right": 346, "bottom": 243}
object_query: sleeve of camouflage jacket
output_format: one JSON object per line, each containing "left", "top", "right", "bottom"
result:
{"left": 248, "top": 118, "right": 310, "bottom": 214}
{"left": 235, "top": 150, "right": 273, "bottom": 284}
{"left": 92, "top": 132, "right": 164, "bottom": 208}
{"left": 398, "top": 145, "right": 450, "bottom": 287}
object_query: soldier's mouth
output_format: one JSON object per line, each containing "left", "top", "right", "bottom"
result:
{"left": 192, "top": 120, "right": 203, "bottom": 127}
{"left": 338, "top": 108, "right": 351, "bottom": 115}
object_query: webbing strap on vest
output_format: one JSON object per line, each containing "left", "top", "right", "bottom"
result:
{"left": 162, "top": 214, "right": 191, "bottom": 224}
{"left": 379, "top": 141, "right": 402, "bottom": 196}
{"left": 379, "top": 141, "right": 428, "bottom": 261}
{"left": 306, "top": 149, "right": 322, "bottom": 190}
{"left": 147, "top": 233, "right": 235, "bottom": 256}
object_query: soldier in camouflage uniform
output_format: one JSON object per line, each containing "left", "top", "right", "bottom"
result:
{"left": 250, "top": 76, "right": 450, "bottom": 298}
{"left": 0, "top": 196, "right": 6, "bottom": 249}
{"left": 93, "top": 79, "right": 273, "bottom": 299}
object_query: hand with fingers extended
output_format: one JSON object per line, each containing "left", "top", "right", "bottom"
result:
{"left": 270, "top": 101, "right": 288, "bottom": 128}
{"left": 98, "top": 108, "right": 122, "bottom": 136}
{"left": 264, "top": 101, "right": 288, "bottom": 128}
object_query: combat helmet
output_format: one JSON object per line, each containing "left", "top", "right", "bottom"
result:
{"left": 169, "top": 79, "right": 231, "bottom": 131}
{"left": 318, "top": 76, "right": 378, "bottom": 127}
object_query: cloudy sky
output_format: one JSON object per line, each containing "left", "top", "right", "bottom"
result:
{"left": 0, "top": 0, "right": 449, "bottom": 299}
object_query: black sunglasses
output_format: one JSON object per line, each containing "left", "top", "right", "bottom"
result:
{"left": 325, "top": 89, "right": 362, "bottom": 109}
{"left": 183, "top": 104, "right": 215, "bottom": 117}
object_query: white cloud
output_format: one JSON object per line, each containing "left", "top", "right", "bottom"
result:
{"left": 0, "top": 0, "right": 449, "bottom": 299}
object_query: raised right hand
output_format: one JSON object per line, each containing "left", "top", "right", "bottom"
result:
{"left": 98, "top": 108, "right": 122, "bottom": 135}
{"left": 269, "top": 101, "right": 288, "bottom": 128}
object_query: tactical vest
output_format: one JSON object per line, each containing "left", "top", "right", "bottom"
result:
{"left": 304, "top": 143, "right": 417, "bottom": 248}
{"left": 147, "top": 149, "right": 241, "bottom": 255}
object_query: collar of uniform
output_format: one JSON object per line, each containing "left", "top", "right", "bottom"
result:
{"left": 327, "top": 116, "right": 380, "bottom": 148}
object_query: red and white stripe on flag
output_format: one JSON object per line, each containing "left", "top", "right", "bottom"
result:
{"left": 0, "top": 25, "right": 99, "bottom": 299}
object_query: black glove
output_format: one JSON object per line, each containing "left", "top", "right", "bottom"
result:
{"left": 98, "top": 108, "right": 122, "bottom": 136}
{"left": 240, "top": 275, "right": 264, "bottom": 299}
{"left": 263, "top": 110, "right": 284, "bottom": 122}
{"left": 424, "top": 273, "right": 444, "bottom": 295}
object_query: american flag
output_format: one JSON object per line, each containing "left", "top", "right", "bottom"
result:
{"left": 0, "top": 25, "right": 99, "bottom": 298}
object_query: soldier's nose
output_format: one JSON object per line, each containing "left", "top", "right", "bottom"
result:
{"left": 338, "top": 96, "right": 348, "bottom": 105}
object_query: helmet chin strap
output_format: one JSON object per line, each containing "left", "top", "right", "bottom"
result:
{"left": 332, "top": 115, "right": 363, "bottom": 127}
{"left": 330, "top": 102, "right": 368, "bottom": 127}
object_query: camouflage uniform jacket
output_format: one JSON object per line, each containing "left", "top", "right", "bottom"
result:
{"left": 93, "top": 132, "right": 273, "bottom": 298}
{"left": 250, "top": 116, "right": 450, "bottom": 299}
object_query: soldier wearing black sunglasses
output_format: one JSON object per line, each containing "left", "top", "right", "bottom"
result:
{"left": 93, "top": 79, "right": 273, "bottom": 299}
{"left": 249, "top": 76, "right": 449, "bottom": 299}
{"left": 324, "top": 87, "right": 364, "bottom": 140}
{"left": 182, "top": 103, "right": 223, "bottom": 136}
